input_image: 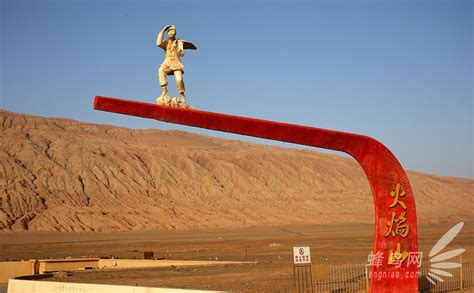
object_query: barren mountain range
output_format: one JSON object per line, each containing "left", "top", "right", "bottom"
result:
{"left": 0, "top": 109, "right": 472, "bottom": 232}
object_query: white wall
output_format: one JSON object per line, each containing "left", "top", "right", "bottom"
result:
{"left": 7, "top": 279, "right": 228, "bottom": 293}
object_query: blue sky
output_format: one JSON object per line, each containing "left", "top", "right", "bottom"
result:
{"left": 1, "top": 0, "right": 472, "bottom": 178}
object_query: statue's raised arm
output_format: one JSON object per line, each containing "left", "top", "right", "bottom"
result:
{"left": 156, "top": 25, "right": 172, "bottom": 48}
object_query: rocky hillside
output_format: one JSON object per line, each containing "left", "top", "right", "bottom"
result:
{"left": 0, "top": 109, "right": 472, "bottom": 232}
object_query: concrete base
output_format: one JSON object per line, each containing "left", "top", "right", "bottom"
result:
{"left": 0, "top": 261, "right": 35, "bottom": 283}
{"left": 98, "top": 259, "right": 244, "bottom": 269}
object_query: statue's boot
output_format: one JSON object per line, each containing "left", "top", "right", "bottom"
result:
{"left": 156, "top": 87, "right": 170, "bottom": 105}
{"left": 178, "top": 94, "right": 187, "bottom": 108}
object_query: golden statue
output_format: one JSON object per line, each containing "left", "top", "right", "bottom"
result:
{"left": 156, "top": 25, "right": 197, "bottom": 108}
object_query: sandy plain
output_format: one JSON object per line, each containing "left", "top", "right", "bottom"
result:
{"left": 1, "top": 222, "right": 473, "bottom": 292}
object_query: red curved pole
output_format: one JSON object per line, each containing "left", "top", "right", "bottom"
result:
{"left": 94, "top": 96, "right": 418, "bottom": 292}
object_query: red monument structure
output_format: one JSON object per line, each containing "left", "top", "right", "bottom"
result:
{"left": 94, "top": 95, "right": 419, "bottom": 292}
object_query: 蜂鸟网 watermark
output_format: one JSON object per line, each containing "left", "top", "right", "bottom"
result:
{"left": 367, "top": 222, "right": 465, "bottom": 285}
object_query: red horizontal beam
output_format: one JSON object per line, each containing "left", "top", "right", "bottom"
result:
{"left": 94, "top": 95, "right": 418, "bottom": 292}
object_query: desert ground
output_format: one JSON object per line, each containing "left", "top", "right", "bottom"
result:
{"left": 1, "top": 222, "right": 472, "bottom": 292}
